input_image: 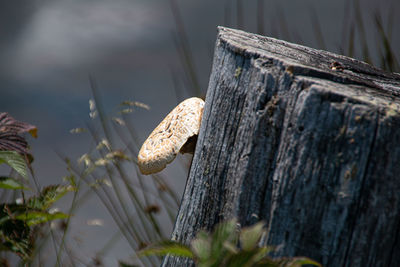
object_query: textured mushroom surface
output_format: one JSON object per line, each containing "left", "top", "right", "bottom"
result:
{"left": 138, "top": 97, "right": 205, "bottom": 175}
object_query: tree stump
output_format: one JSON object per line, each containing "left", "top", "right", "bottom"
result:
{"left": 162, "top": 27, "right": 400, "bottom": 267}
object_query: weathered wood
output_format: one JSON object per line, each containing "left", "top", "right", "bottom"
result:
{"left": 162, "top": 27, "right": 400, "bottom": 267}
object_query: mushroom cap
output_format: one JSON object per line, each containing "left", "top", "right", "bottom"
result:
{"left": 138, "top": 97, "right": 205, "bottom": 175}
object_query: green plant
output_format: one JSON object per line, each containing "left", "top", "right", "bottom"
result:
{"left": 0, "top": 113, "right": 74, "bottom": 263}
{"left": 139, "top": 218, "right": 321, "bottom": 267}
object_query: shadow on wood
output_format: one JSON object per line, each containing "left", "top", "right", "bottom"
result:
{"left": 162, "top": 27, "right": 400, "bottom": 267}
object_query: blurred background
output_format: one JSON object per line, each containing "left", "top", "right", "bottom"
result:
{"left": 0, "top": 0, "right": 399, "bottom": 266}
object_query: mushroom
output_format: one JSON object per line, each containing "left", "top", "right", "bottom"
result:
{"left": 138, "top": 97, "right": 205, "bottom": 175}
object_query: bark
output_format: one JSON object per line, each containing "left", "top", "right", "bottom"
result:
{"left": 162, "top": 27, "right": 400, "bottom": 267}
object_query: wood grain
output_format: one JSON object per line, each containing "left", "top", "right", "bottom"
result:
{"left": 162, "top": 27, "right": 400, "bottom": 267}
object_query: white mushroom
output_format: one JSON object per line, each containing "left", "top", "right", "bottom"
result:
{"left": 138, "top": 97, "right": 205, "bottom": 175}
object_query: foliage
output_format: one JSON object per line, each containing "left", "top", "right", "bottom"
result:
{"left": 0, "top": 186, "right": 71, "bottom": 260}
{"left": 0, "top": 112, "right": 37, "bottom": 156}
{"left": 0, "top": 176, "right": 28, "bottom": 190}
{"left": 27, "top": 185, "right": 73, "bottom": 211}
{"left": 0, "top": 151, "right": 28, "bottom": 179}
{"left": 0, "top": 113, "right": 73, "bottom": 262}
{"left": 139, "top": 218, "right": 321, "bottom": 267}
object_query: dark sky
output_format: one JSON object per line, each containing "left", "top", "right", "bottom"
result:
{"left": 0, "top": 0, "right": 399, "bottom": 265}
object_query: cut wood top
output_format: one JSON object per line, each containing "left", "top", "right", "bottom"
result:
{"left": 217, "top": 27, "right": 400, "bottom": 99}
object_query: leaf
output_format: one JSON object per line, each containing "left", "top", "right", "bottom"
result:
{"left": 28, "top": 128, "right": 37, "bottom": 138}
{"left": 0, "top": 218, "right": 32, "bottom": 260}
{"left": 240, "top": 221, "right": 266, "bottom": 251}
{"left": 119, "top": 261, "right": 141, "bottom": 267}
{"left": 139, "top": 240, "right": 193, "bottom": 258}
{"left": 0, "top": 113, "right": 37, "bottom": 138}
{"left": 284, "top": 257, "right": 322, "bottom": 267}
{"left": 253, "top": 257, "right": 282, "bottom": 267}
{"left": 15, "top": 211, "right": 69, "bottom": 226}
{"left": 257, "top": 256, "right": 321, "bottom": 267}
{"left": 0, "top": 133, "right": 28, "bottom": 154}
{"left": 191, "top": 231, "right": 211, "bottom": 261}
{"left": 0, "top": 112, "right": 36, "bottom": 157}
{"left": 27, "top": 185, "right": 75, "bottom": 210}
{"left": 0, "top": 204, "right": 33, "bottom": 260}
{"left": 0, "top": 151, "right": 28, "bottom": 179}
{"left": 212, "top": 218, "right": 238, "bottom": 246}
{"left": 210, "top": 218, "right": 239, "bottom": 262}
{"left": 0, "top": 199, "right": 69, "bottom": 260}
{"left": 0, "top": 177, "right": 29, "bottom": 190}
{"left": 250, "top": 247, "right": 274, "bottom": 265}
{"left": 222, "top": 240, "right": 239, "bottom": 254}
{"left": 224, "top": 249, "right": 269, "bottom": 267}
